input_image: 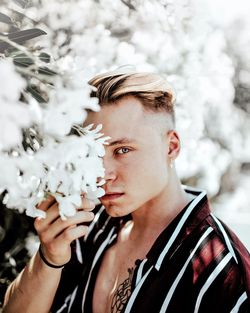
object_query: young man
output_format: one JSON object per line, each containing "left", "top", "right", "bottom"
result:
{"left": 3, "top": 70, "right": 250, "bottom": 313}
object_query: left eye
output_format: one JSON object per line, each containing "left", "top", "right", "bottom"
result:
{"left": 115, "top": 147, "right": 130, "bottom": 155}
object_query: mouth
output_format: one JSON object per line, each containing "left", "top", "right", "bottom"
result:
{"left": 101, "top": 193, "right": 124, "bottom": 201}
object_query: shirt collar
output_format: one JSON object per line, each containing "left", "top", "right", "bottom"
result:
{"left": 145, "top": 186, "right": 211, "bottom": 271}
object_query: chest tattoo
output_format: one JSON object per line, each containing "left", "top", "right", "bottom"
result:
{"left": 110, "top": 267, "right": 134, "bottom": 313}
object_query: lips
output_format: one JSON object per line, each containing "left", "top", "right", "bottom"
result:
{"left": 101, "top": 192, "right": 124, "bottom": 201}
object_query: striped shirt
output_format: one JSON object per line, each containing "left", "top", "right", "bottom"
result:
{"left": 51, "top": 186, "right": 250, "bottom": 313}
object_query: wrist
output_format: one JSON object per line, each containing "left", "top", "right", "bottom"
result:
{"left": 38, "top": 245, "right": 69, "bottom": 269}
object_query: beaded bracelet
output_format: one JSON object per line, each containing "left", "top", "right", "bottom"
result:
{"left": 39, "top": 245, "right": 67, "bottom": 269}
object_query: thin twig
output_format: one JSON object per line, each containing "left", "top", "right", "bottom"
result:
{"left": 15, "top": 66, "right": 55, "bottom": 84}
{"left": 120, "top": 0, "right": 136, "bottom": 10}
{"left": 0, "top": 35, "right": 38, "bottom": 63}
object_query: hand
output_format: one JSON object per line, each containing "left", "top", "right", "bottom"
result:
{"left": 34, "top": 195, "right": 95, "bottom": 266}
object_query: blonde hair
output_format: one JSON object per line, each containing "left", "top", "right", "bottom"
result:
{"left": 88, "top": 68, "right": 175, "bottom": 122}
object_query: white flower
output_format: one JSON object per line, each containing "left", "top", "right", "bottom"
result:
{"left": 55, "top": 193, "right": 82, "bottom": 219}
{"left": 86, "top": 186, "right": 105, "bottom": 201}
{"left": 0, "top": 60, "right": 37, "bottom": 150}
{"left": 42, "top": 73, "right": 99, "bottom": 138}
{"left": 0, "top": 155, "right": 18, "bottom": 190}
{"left": 25, "top": 233, "right": 40, "bottom": 258}
{"left": 0, "top": 59, "right": 26, "bottom": 102}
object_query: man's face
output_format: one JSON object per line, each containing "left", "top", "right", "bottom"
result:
{"left": 86, "top": 95, "right": 172, "bottom": 217}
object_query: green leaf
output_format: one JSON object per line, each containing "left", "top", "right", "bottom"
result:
{"left": 13, "top": 52, "right": 34, "bottom": 67}
{"left": 39, "top": 52, "right": 51, "bottom": 63}
{"left": 8, "top": 28, "right": 47, "bottom": 44}
{"left": 0, "top": 33, "right": 10, "bottom": 53}
{"left": 13, "top": 0, "right": 32, "bottom": 9}
{"left": 38, "top": 66, "right": 57, "bottom": 76}
{"left": 0, "top": 28, "right": 47, "bottom": 53}
{"left": 0, "top": 12, "right": 13, "bottom": 25}
{"left": 26, "top": 85, "right": 47, "bottom": 103}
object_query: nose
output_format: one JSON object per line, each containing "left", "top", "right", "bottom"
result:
{"left": 103, "top": 155, "right": 116, "bottom": 182}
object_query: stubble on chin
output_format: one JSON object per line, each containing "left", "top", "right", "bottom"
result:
{"left": 104, "top": 204, "right": 128, "bottom": 217}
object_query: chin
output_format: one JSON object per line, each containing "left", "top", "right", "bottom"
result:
{"left": 104, "top": 204, "right": 129, "bottom": 217}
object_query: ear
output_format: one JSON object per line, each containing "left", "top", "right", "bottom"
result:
{"left": 167, "top": 130, "right": 181, "bottom": 160}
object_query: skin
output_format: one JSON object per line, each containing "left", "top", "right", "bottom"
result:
{"left": 87, "top": 95, "right": 190, "bottom": 242}
{"left": 3, "top": 95, "right": 191, "bottom": 313}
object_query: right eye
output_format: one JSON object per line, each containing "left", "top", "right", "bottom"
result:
{"left": 115, "top": 147, "right": 131, "bottom": 155}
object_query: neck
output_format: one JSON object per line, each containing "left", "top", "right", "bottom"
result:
{"left": 128, "top": 169, "right": 193, "bottom": 243}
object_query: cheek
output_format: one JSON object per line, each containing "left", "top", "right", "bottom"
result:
{"left": 118, "top": 150, "right": 168, "bottom": 185}
{"left": 131, "top": 156, "right": 168, "bottom": 188}
{"left": 141, "top": 153, "right": 167, "bottom": 175}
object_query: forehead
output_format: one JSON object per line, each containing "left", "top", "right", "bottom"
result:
{"left": 85, "top": 96, "right": 159, "bottom": 141}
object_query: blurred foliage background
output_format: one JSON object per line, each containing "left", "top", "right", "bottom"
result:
{"left": 0, "top": 0, "right": 249, "bottom": 308}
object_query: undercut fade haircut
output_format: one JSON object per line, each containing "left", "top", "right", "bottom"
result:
{"left": 88, "top": 69, "right": 176, "bottom": 124}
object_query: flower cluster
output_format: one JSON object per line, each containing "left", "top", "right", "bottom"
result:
{"left": 1, "top": 124, "right": 109, "bottom": 219}
{"left": 0, "top": 60, "right": 37, "bottom": 150}
{"left": 0, "top": 56, "right": 108, "bottom": 219}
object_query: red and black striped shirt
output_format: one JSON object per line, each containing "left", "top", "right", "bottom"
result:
{"left": 51, "top": 186, "right": 250, "bottom": 313}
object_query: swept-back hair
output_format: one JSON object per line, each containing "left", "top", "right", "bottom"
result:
{"left": 88, "top": 68, "right": 175, "bottom": 123}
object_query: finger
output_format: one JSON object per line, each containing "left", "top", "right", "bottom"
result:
{"left": 55, "top": 224, "right": 89, "bottom": 246}
{"left": 44, "top": 201, "right": 67, "bottom": 224}
{"left": 80, "top": 196, "right": 95, "bottom": 211}
{"left": 37, "top": 195, "right": 57, "bottom": 211}
{"left": 41, "top": 211, "right": 94, "bottom": 242}
{"left": 34, "top": 202, "right": 60, "bottom": 233}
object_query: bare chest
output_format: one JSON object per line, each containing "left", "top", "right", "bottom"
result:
{"left": 92, "top": 244, "right": 143, "bottom": 313}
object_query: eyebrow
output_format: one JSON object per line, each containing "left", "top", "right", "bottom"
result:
{"left": 108, "top": 137, "right": 136, "bottom": 146}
